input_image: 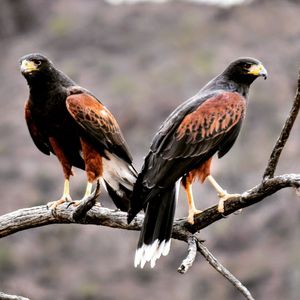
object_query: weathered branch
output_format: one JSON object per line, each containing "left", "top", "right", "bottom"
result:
{"left": 177, "top": 234, "right": 198, "bottom": 274}
{"left": 177, "top": 234, "right": 255, "bottom": 299}
{"left": 263, "top": 70, "right": 300, "bottom": 179}
{"left": 0, "top": 173, "right": 298, "bottom": 300}
{"left": 176, "top": 173, "right": 300, "bottom": 234}
{"left": 196, "top": 240, "right": 255, "bottom": 300}
{"left": 1, "top": 174, "right": 299, "bottom": 240}
{"left": 0, "top": 292, "right": 30, "bottom": 300}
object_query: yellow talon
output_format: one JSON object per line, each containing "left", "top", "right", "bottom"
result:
{"left": 187, "top": 208, "right": 202, "bottom": 224}
{"left": 47, "top": 179, "right": 72, "bottom": 211}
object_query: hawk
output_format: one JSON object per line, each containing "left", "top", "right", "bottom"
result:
{"left": 20, "top": 53, "right": 136, "bottom": 211}
{"left": 128, "top": 57, "right": 267, "bottom": 268}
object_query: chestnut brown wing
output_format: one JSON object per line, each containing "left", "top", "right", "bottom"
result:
{"left": 66, "top": 92, "right": 132, "bottom": 163}
{"left": 160, "top": 91, "right": 246, "bottom": 160}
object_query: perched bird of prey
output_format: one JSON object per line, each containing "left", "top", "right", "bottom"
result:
{"left": 128, "top": 57, "right": 267, "bottom": 268}
{"left": 20, "top": 53, "right": 136, "bottom": 211}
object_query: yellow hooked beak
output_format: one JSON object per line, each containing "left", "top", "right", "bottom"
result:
{"left": 247, "top": 64, "right": 268, "bottom": 79}
{"left": 20, "top": 60, "right": 38, "bottom": 73}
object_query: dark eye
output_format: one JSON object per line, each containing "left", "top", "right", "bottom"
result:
{"left": 34, "top": 60, "right": 42, "bottom": 66}
{"left": 243, "top": 63, "right": 251, "bottom": 69}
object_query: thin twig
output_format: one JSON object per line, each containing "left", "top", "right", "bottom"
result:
{"left": 263, "top": 70, "right": 300, "bottom": 179}
{"left": 0, "top": 292, "right": 30, "bottom": 300}
{"left": 177, "top": 234, "right": 198, "bottom": 274}
{"left": 196, "top": 240, "right": 255, "bottom": 300}
{"left": 72, "top": 180, "right": 101, "bottom": 221}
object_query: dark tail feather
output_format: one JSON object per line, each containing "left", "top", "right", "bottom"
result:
{"left": 134, "top": 183, "right": 177, "bottom": 268}
{"left": 127, "top": 171, "right": 158, "bottom": 224}
{"left": 127, "top": 182, "right": 152, "bottom": 223}
{"left": 104, "top": 181, "right": 131, "bottom": 212}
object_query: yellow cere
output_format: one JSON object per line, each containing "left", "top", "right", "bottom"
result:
{"left": 21, "top": 60, "right": 38, "bottom": 73}
{"left": 247, "top": 64, "right": 265, "bottom": 76}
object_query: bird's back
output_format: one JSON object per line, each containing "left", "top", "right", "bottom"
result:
{"left": 129, "top": 78, "right": 247, "bottom": 219}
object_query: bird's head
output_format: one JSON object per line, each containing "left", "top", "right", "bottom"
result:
{"left": 19, "top": 53, "right": 54, "bottom": 79}
{"left": 223, "top": 57, "right": 268, "bottom": 85}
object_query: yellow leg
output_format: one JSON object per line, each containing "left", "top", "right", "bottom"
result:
{"left": 185, "top": 182, "right": 202, "bottom": 224}
{"left": 206, "top": 175, "right": 240, "bottom": 213}
{"left": 84, "top": 182, "right": 93, "bottom": 198}
{"left": 62, "top": 179, "right": 71, "bottom": 199}
{"left": 71, "top": 181, "right": 101, "bottom": 207}
{"left": 47, "top": 179, "right": 72, "bottom": 210}
{"left": 69, "top": 182, "right": 94, "bottom": 208}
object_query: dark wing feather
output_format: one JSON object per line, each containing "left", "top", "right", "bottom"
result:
{"left": 66, "top": 92, "right": 132, "bottom": 163}
{"left": 150, "top": 93, "right": 204, "bottom": 154}
{"left": 24, "top": 101, "right": 50, "bottom": 155}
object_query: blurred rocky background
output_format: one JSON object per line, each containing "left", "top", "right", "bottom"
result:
{"left": 0, "top": 0, "right": 300, "bottom": 299}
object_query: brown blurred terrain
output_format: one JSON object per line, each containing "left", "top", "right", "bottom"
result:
{"left": 0, "top": 0, "right": 300, "bottom": 299}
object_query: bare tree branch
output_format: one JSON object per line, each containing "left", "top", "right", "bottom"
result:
{"left": 0, "top": 292, "right": 30, "bottom": 300}
{"left": 0, "top": 174, "right": 298, "bottom": 300}
{"left": 1, "top": 174, "right": 299, "bottom": 240}
{"left": 177, "top": 234, "right": 198, "bottom": 274}
{"left": 263, "top": 70, "right": 300, "bottom": 179}
{"left": 177, "top": 235, "right": 255, "bottom": 300}
{"left": 0, "top": 204, "right": 141, "bottom": 239}
{"left": 175, "top": 173, "right": 300, "bottom": 234}
{"left": 196, "top": 240, "right": 255, "bottom": 300}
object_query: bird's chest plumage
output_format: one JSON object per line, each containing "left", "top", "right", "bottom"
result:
{"left": 29, "top": 89, "right": 78, "bottom": 138}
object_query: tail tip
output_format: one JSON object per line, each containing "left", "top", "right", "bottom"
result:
{"left": 133, "top": 239, "right": 171, "bottom": 268}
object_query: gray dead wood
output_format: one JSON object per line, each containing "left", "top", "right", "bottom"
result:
{"left": 0, "top": 292, "right": 30, "bottom": 300}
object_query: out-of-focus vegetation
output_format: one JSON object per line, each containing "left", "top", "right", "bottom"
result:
{"left": 0, "top": 0, "right": 300, "bottom": 299}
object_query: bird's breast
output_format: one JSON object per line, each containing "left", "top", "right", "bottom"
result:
{"left": 29, "top": 93, "right": 78, "bottom": 138}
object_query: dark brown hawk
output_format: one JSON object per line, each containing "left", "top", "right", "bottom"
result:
{"left": 127, "top": 57, "right": 267, "bottom": 268}
{"left": 20, "top": 53, "right": 136, "bottom": 211}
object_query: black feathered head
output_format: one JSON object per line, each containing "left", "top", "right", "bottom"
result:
{"left": 222, "top": 57, "right": 268, "bottom": 85}
{"left": 19, "top": 53, "right": 75, "bottom": 88}
{"left": 19, "top": 53, "right": 54, "bottom": 76}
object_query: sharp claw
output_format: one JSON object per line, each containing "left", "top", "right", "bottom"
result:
{"left": 217, "top": 199, "right": 224, "bottom": 213}
{"left": 47, "top": 196, "right": 72, "bottom": 213}
{"left": 187, "top": 209, "right": 202, "bottom": 224}
{"left": 217, "top": 193, "right": 241, "bottom": 214}
{"left": 66, "top": 202, "right": 73, "bottom": 208}
{"left": 50, "top": 207, "right": 58, "bottom": 217}
{"left": 72, "top": 201, "right": 81, "bottom": 207}
{"left": 66, "top": 200, "right": 82, "bottom": 208}
{"left": 69, "top": 193, "right": 100, "bottom": 211}
{"left": 187, "top": 216, "right": 195, "bottom": 225}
